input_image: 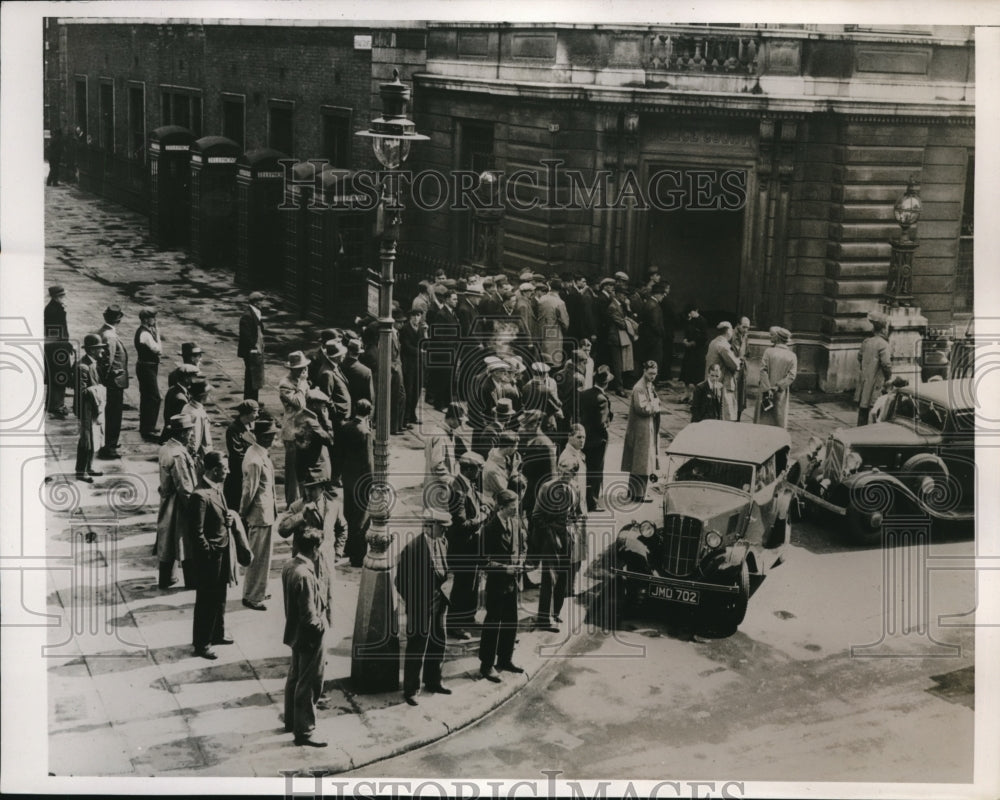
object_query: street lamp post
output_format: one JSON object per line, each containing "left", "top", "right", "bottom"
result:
{"left": 886, "top": 177, "right": 922, "bottom": 307}
{"left": 351, "top": 70, "right": 427, "bottom": 693}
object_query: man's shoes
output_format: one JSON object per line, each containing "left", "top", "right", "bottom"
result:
{"left": 75, "top": 473, "right": 94, "bottom": 484}
{"left": 426, "top": 684, "right": 452, "bottom": 695}
{"left": 263, "top": 593, "right": 272, "bottom": 601}
{"left": 553, "top": 615, "right": 563, "bottom": 624}
{"left": 212, "top": 636, "right": 235, "bottom": 645}
{"left": 294, "top": 735, "right": 328, "bottom": 748}
{"left": 242, "top": 599, "right": 267, "bottom": 611}
{"left": 404, "top": 694, "right": 419, "bottom": 706}
{"left": 97, "top": 448, "right": 121, "bottom": 460}
{"left": 535, "top": 619, "right": 559, "bottom": 633}
{"left": 50, "top": 408, "right": 69, "bottom": 419}
{"left": 448, "top": 628, "right": 472, "bottom": 641}
{"left": 497, "top": 662, "right": 525, "bottom": 674}
{"left": 87, "top": 469, "right": 103, "bottom": 477}
{"left": 194, "top": 647, "right": 218, "bottom": 660}
{"left": 480, "top": 668, "right": 502, "bottom": 683}
{"left": 140, "top": 432, "right": 161, "bottom": 443}
{"left": 159, "top": 578, "right": 178, "bottom": 590}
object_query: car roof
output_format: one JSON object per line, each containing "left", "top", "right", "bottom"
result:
{"left": 667, "top": 421, "right": 792, "bottom": 463}
{"left": 902, "top": 378, "right": 974, "bottom": 410}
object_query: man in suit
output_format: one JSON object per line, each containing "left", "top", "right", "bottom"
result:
{"left": 278, "top": 351, "right": 311, "bottom": 505}
{"left": 189, "top": 451, "right": 250, "bottom": 660}
{"left": 240, "top": 416, "right": 280, "bottom": 610}
{"left": 97, "top": 304, "right": 128, "bottom": 459}
{"left": 167, "top": 342, "right": 204, "bottom": 389}
{"left": 597, "top": 279, "right": 630, "bottom": 397}
{"left": 281, "top": 525, "right": 329, "bottom": 747}
{"left": 691, "top": 363, "right": 725, "bottom": 423}
{"left": 307, "top": 328, "right": 337, "bottom": 387}
{"left": 479, "top": 488, "right": 526, "bottom": 683}
{"left": 341, "top": 339, "right": 374, "bottom": 415}
{"left": 579, "top": 365, "right": 613, "bottom": 512}
{"left": 637, "top": 285, "right": 667, "bottom": 380}
{"left": 134, "top": 308, "right": 163, "bottom": 441}
{"left": 44, "top": 285, "right": 73, "bottom": 418}
{"left": 454, "top": 279, "right": 479, "bottom": 340}
{"left": 74, "top": 334, "right": 106, "bottom": 483}
{"left": 161, "top": 363, "right": 199, "bottom": 443}
{"left": 519, "top": 409, "right": 557, "bottom": 518}
{"left": 340, "top": 397, "right": 375, "bottom": 567}
{"left": 446, "top": 451, "right": 487, "bottom": 640}
{"left": 732, "top": 316, "right": 752, "bottom": 420}
{"left": 705, "top": 321, "right": 742, "bottom": 421}
{"left": 423, "top": 400, "right": 466, "bottom": 512}
{"left": 395, "top": 508, "right": 453, "bottom": 705}
{"left": 238, "top": 291, "right": 266, "bottom": 401}
{"left": 224, "top": 399, "right": 259, "bottom": 510}
{"left": 399, "top": 308, "right": 426, "bottom": 427}
{"left": 427, "top": 288, "right": 461, "bottom": 411}
{"left": 155, "top": 413, "right": 198, "bottom": 589}
{"left": 314, "top": 340, "right": 353, "bottom": 487}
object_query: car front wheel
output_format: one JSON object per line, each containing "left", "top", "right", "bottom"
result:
{"left": 717, "top": 559, "right": 750, "bottom": 634}
{"left": 846, "top": 504, "right": 884, "bottom": 545}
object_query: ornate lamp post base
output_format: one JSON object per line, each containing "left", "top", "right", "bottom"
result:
{"left": 350, "top": 514, "right": 400, "bottom": 693}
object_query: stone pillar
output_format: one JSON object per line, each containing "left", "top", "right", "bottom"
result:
{"left": 880, "top": 302, "right": 927, "bottom": 387}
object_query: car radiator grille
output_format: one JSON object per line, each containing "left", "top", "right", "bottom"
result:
{"left": 824, "top": 439, "right": 844, "bottom": 483}
{"left": 661, "top": 515, "right": 702, "bottom": 577}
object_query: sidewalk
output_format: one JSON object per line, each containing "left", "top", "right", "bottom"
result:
{"left": 42, "top": 183, "right": 858, "bottom": 776}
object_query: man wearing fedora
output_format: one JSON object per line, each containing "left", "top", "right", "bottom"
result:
{"left": 238, "top": 292, "right": 266, "bottom": 401}
{"left": 168, "top": 342, "right": 204, "bottom": 389}
{"left": 313, "top": 339, "right": 352, "bottom": 487}
{"left": 395, "top": 507, "right": 454, "bottom": 705}
{"left": 475, "top": 397, "right": 516, "bottom": 461}
{"left": 224, "top": 399, "right": 259, "bottom": 510}
{"left": 755, "top": 327, "right": 797, "bottom": 429}
{"left": 240, "top": 416, "right": 280, "bottom": 610}
{"left": 44, "top": 285, "right": 73, "bottom": 418}
{"left": 97, "top": 304, "right": 129, "bottom": 459}
{"left": 189, "top": 451, "right": 252, "bottom": 660}
{"left": 74, "top": 334, "right": 107, "bottom": 483}
{"left": 705, "top": 321, "right": 742, "bottom": 422}
{"left": 134, "top": 308, "right": 163, "bottom": 441}
{"left": 155, "top": 413, "right": 199, "bottom": 589}
{"left": 161, "top": 363, "right": 199, "bottom": 444}
{"left": 279, "top": 351, "right": 311, "bottom": 505}
{"left": 341, "top": 339, "right": 373, "bottom": 416}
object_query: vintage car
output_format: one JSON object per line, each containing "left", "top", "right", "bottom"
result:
{"left": 612, "top": 420, "right": 793, "bottom": 632}
{"left": 796, "top": 378, "right": 975, "bottom": 544}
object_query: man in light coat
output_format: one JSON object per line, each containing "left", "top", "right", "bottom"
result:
{"left": 423, "top": 401, "right": 466, "bottom": 512}
{"left": 278, "top": 351, "right": 311, "bottom": 505}
{"left": 854, "top": 316, "right": 893, "bottom": 426}
{"left": 97, "top": 304, "right": 129, "bottom": 459}
{"left": 536, "top": 280, "right": 570, "bottom": 365}
{"left": 240, "top": 417, "right": 280, "bottom": 610}
{"left": 155, "top": 413, "right": 198, "bottom": 589}
{"left": 74, "top": 334, "right": 107, "bottom": 483}
{"left": 705, "top": 321, "right": 742, "bottom": 421}
{"left": 620, "top": 361, "right": 661, "bottom": 503}
{"left": 755, "top": 327, "right": 798, "bottom": 429}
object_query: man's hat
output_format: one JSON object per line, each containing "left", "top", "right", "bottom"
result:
{"left": 177, "top": 363, "right": 200, "bottom": 376}
{"left": 455, "top": 279, "right": 468, "bottom": 293}
{"left": 518, "top": 282, "right": 534, "bottom": 293}
{"left": 481, "top": 277, "right": 495, "bottom": 289}
{"left": 518, "top": 409, "right": 544, "bottom": 428}
{"left": 594, "top": 365, "right": 613, "bottom": 386}
{"left": 103, "top": 304, "right": 124, "bottom": 323}
{"left": 422, "top": 507, "right": 452, "bottom": 523}
{"left": 717, "top": 321, "right": 733, "bottom": 331}
{"left": 433, "top": 283, "right": 450, "bottom": 297}
{"left": 495, "top": 488, "right": 518, "bottom": 507}
{"left": 444, "top": 401, "right": 467, "bottom": 420}
{"left": 497, "top": 430, "right": 519, "bottom": 448}
{"left": 486, "top": 358, "right": 509, "bottom": 373}
{"left": 459, "top": 451, "right": 485, "bottom": 467}
{"left": 48, "top": 285, "right": 66, "bottom": 298}
{"left": 139, "top": 307, "right": 158, "bottom": 320}
{"left": 179, "top": 342, "right": 203, "bottom": 358}
{"left": 318, "top": 327, "right": 337, "bottom": 343}
{"left": 248, "top": 291, "right": 265, "bottom": 304}
{"left": 236, "top": 399, "right": 260, "bottom": 415}
{"left": 774, "top": 327, "right": 791, "bottom": 343}
{"left": 890, "top": 376, "right": 909, "bottom": 388}
{"left": 190, "top": 379, "right": 211, "bottom": 396}
{"left": 253, "top": 418, "right": 280, "bottom": 437}
{"left": 285, "top": 351, "right": 310, "bottom": 369}
{"left": 203, "top": 451, "right": 225, "bottom": 472}
{"left": 598, "top": 277, "right": 615, "bottom": 288}
{"left": 505, "top": 356, "right": 526, "bottom": 373}
{"left": 493, "top": 398, "right": 515, "bottom": 418}
{"left": 346, "top": 339, "right": 363, "bottom": 356}
{"left": 614, "top": 271, "right": 630, "bottom": 282}
{"left": 169, "top": 413, "right": 195, "bottom": 431}
{"left": 518, "top": 270, "right": 535, "bottom": 282}
{"left": 406, "top": 307, "right": 424, "bottom": 318}
{"left": 325, "top": 339, "right": 347, "bottom": 359}
{"left": 306, "top": 387, "right": 330, "bottom": 404}
{"left": 302, "top": 476, "right": 332, "bottom": 489}
{"left": 530, "top": 361, "right": 550, "bottom": 374}
{"left": 82, "top": 333, "right": 107, "bottom": 349}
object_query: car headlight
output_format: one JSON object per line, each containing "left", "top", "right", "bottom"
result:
{"left": 845, "top": 451, "right": 863, "bottom": 474}
{"left": 638, "top": 521, "right": 656, "bottom": 538}
{"left": 705, "top": 530, "right": 723, "bottom": 549}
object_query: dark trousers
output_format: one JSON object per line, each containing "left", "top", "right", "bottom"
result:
{"left": 446, "top": 563, "right": 480, "bottom": 629}
{"left": 628, "top": 473, "right": 649, "bottom": 502}
{"left": 537, "top": 557, "right": 568, "bottom": 623}
{"left": 136, "top": 362, "right": 161, "bottom": 435}
{"left": 47, "top": 160, "right": 61, "bottom": 185}
{"left": 343, "top": 475, "right": 371, "bottom": 566}
{"left": 391, "top": 368, "right": 406, "bottom": 432}
{"left": 480, "top": 588, "right": 519, "bottom": 669}
{"left": 583, "top": 442, "right": 608, "bottom": 510}
{"left": 75, "top": 425, "right": 94, "bottom": 475}
{"left": 284, "top": 636, "right": 326, "bottom": 737}
{"left": 660, "top": 338, "right": 674, "bottom": 383}
{"left": 857, "top": 406, "right": 870, "bottom": 426}
{"left": 243, "top": 355, "right": 263, "bottom": 401}
{"left": 403, "top": 602, "right": 446, "bottom": 695}
{"left": 192, "top": 551, "right": 227, "bottom": 649}
{"left": 103, "top": 385, "right": 124, "bottom": 450}
{"left": 402, "top": 363, "right": 420, "bottom": 423}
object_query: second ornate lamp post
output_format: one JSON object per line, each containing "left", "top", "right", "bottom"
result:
{"left": 886, "top": 177, "right": 922, "bottom": 307}
{"left": 351, "top": 70, "right": 428, "bottom": 693}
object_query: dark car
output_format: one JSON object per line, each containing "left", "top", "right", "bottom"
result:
{"left": 611, "top": 420, "right": 794, "bottom": 632}
{"left": 796, "top": 378, "right": 975, "bottom": 544}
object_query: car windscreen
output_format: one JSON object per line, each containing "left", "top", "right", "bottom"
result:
{"left": 665, "top": 454, "right": 755, "bottom": 492}
{"left": 887, "top": 395, "right": 946, "bottom": 433}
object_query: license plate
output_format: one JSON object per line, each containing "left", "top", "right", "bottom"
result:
{"left": 649, "top": 584, "right": 700, "bottom": 605}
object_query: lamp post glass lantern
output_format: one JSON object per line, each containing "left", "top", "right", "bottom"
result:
{"left": 887, "top": 178, "right": 922, "bottom": 307}
{"left": 350, "top": 69, "right": 427, "bottom": 693}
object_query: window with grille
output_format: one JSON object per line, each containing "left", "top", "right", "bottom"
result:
{"left": 127, "top": 84, "right": 145, "bottom": 161}
{"left": 955, "top": 151, "right": 973, "bottom": 314}
{"left": 457, "top": 120, "right": 495, "bottom": 264}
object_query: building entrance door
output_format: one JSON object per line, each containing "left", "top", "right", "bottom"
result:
{"left": 645, "top": 199, "right": 745, "bottom": 328}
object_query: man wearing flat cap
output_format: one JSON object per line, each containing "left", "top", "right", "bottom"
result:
{"left": 238, "top": 292, "right": 266, "bottom": 401}
{"left": 161, "top": 363, "right": 200, "bottom": 444}
{"left": 74, "top": 334, "right": 107, "bottom": 483}
{"left": 155, "top": 413, "right": 199, "bottom": 589}
{"left": 705, "top": 321, "right": 742, "bottom": 421}
{"left": 224, "top": 399, "right": 259, "bottom": 510}
{"left": 395, "top": 507, "right": 454, "bottom": 705}
{"left": 446, "top": 451, "right": 487, "bottom": 640}
{"left": 134, "top": 308, "right": 163, "bottom": 440}
{"left": 308, "top": 328, "right": 338, "bottom": 387}
{"left": 755, "top": 327, "right": 797, "bottom": 429}
{"left": 44, "top": 285, "right": 73, "bottom": 418}
{"left": 279, "top": 351, "right": 311, "bottom": 505}
{"left": 241, "top": 416, "right": 280, "bottom": 610}
{"left": 97, "top": 304, "right": 129, "bottom": 459}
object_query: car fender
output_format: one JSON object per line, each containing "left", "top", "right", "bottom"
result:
{"left": 722, "top": 540, "right": 751, "bottom": 572}
{"left": 842, "top": 470, "right": 904, "bottom": 515}
{"left": 774, "top": 486, "right": 794, "bottom": 520}
{"left": 614, "top": 532, "right": 654, "bottom": 575}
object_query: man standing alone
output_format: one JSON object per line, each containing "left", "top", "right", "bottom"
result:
{"left": 855, "top": 315, "right": 892, "bottom": 426}
{"left": 238, "top": 292, "right": 266, "bottom": 401}
{"left": 134, "top": 308, "right": 163, "bottom": 441}
{"left": 241, "top": 417, "right": 279, "bottom": 610}
{"left": 97, "top": 304, "right": 128, "bottom": 459}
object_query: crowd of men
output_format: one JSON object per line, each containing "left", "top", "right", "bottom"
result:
{"left": 44, "top": 264, "right": 806, "bottom": 745}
